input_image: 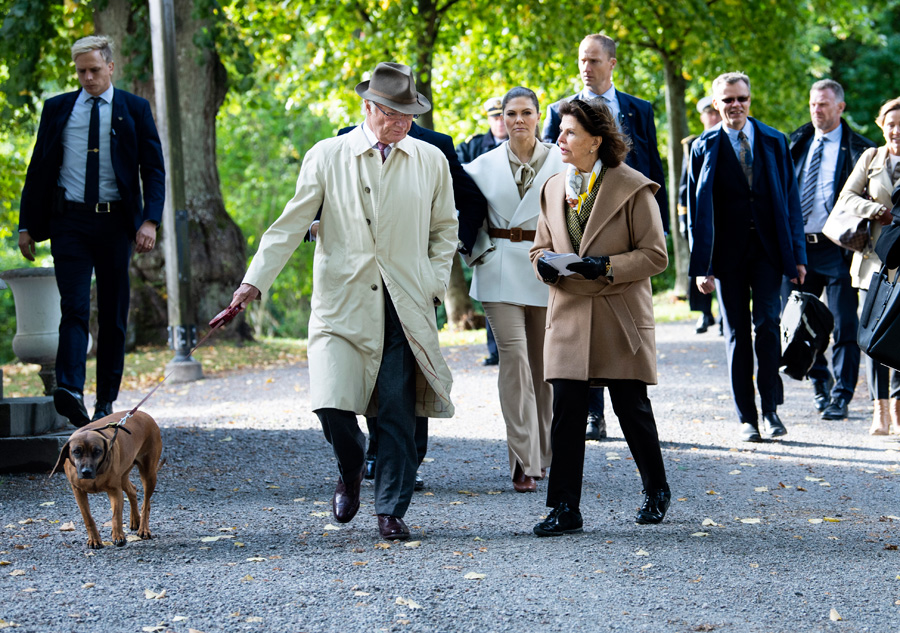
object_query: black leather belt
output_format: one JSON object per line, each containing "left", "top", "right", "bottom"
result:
{"left": 65, "top": 201, "right": 123, "bottom": 213}
{"left": 805, "top": 233, "right": 825, "bottom": 244}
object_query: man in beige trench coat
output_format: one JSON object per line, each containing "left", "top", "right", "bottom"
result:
{"left": 230, "top": 62, "right": 458, "bottom": 541}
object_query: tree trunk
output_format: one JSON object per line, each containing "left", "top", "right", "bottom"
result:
{"left": 95, "top": 0, "right": 247, "bottom": 346}
{"left": 661, "top": 55, "right": 690, "bottom": 298}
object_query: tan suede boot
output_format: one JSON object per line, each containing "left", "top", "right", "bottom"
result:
{"left": 890, "top": 399, "right": 900, "bottom": 435}
{"left": 870, "top": 399, "right": 890, "bottom": 435}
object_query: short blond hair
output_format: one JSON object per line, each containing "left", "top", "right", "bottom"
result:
{"left": 712, "top": 72, "right": 750, "bottom": 95}
{"left": 71, "top": 35, "right": 114, "bottom": 64}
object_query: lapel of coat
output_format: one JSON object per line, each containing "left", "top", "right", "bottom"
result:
{"left": 509, "top": 144, "right": 564, "bottom": 228}
{"left": 49, "top": 92, "right": 80, "bottom": 149}
{"left": 543, "top": 174, "right": 577, "bottom": 254}
{"left": 465, "top": 142, "right": 521, "bottom": 226}
{"left": 578, "top": 166, "right": 635, "bottom": 254}
{"left": 868, "top": 146, "right": 894, "bottom": 204}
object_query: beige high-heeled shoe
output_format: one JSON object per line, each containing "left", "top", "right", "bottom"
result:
{"left": 870, "top": 399, "right": 890, "bottom": 435}
{"left": 889, "top": 399, "right": 900, "bottom": 435}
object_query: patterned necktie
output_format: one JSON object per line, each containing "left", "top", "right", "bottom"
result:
{"left": 376, "top": 141, "right": 389, "bottom": 163}
{"left": 84, "top": 96, "right": 101, "bottom": 205}
{"left": 566, "top": 166, "right": 607, "bottom": 252}
{"left": 737, "top": 130, "right": 753, "bottom": 187}
{"left": 801, "top": 137, "right": 825, "bottom": 222}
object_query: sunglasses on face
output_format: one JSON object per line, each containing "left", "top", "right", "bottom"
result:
{"left": 719, "top": 96, "right": 750, "bottom": 104}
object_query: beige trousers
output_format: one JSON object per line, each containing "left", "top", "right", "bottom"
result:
{"left": 483, "top": 302, "right": 552, "bottom": 478}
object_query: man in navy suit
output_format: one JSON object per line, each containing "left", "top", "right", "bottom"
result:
{"left": 786, "top": 79, "right": 875, "bottom": 420}
{"left": 542, "top": 33, "right": 670, "bottom": 441}
{"left": 688, "top": 72, "right": 807, "bottom": 442}
{"left": 309, "top": 118, "right": 487, "bottom": 487}
{"left": 18, "top": 35, "right": 165, "bottom": 427}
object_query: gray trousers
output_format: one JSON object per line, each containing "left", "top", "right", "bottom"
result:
{"left": 315, "top": 288, "right": 418, "bottom": 517}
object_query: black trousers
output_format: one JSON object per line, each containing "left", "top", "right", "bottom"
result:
{"left": 315, "top": 289, "right": 418, "bottom": 517}
{"left": 546, "top": 378, "right": 667, "bottom": 510}
{"left": 50, "top": 209, "right": 132, "bottom": 402}
{"left": 366, "top": 416, "right": 428, "bottom": 465}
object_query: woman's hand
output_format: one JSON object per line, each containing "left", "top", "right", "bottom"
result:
{"left": 566, "top": 256, "right": 610, "bottom": 280}
{"left": 537, "top": 257, "right": 560, "bottom": 284}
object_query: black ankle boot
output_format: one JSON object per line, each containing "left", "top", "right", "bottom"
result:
{"left": 533, "top": 502, "right": 583, "bottom": 537}
{"left": 635, "top": 489, "right": 671, "bottom": 524}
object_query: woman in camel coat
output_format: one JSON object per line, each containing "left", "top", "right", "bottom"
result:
{"left": 833, "top": 96, "right": 900, "bottom": 434}
{"left": 528, "top": 97, "right": 670, "bottom": 536}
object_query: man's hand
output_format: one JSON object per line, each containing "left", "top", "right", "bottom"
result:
{"left": 231, "top": 283, "right": 261, "bottom": 309}
{"left": 135, "top": 221, "right": 157, "bottom": 254}
{"left": 18, "top": 231, "right": 35, "bottom": 261}
{"left": 789, "top": 264, "right": 807, "bottom": 287}
{"left": 696, "top": 275, "right": 716, "bottom": 294}
{"left": 536, "top": 257, "right": 559, "bottom": 284}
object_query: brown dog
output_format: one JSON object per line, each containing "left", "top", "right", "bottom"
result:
{"left": 50, "top": 411, "right": 163, "bottom": 549}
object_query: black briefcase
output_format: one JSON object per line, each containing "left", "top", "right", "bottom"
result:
{"left": 859, "top": 266, "right": 900, "bottom": 371}
{"left": 780, "top": 290, "right": 835, "bottom": 381}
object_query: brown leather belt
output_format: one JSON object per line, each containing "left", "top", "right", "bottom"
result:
{"left": 488, "top": 227, "right": 536, "bottom": 242}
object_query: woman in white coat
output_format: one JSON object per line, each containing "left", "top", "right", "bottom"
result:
{"left": 463, "top": 87, "right": 565, "bottom": 492}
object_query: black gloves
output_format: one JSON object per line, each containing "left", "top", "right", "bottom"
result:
{"left": 566, "top": 256, "right": 610, "bottom": 280}
{"left": 537, "top": 257, "right": 559, "bottom": 284}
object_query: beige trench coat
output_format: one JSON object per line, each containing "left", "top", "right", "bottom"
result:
{"left": 529, "top": 163, "right": 668, "bottom": 384}
{"left": 243, "top": 126, "right": 458, "bottom": 417}
{"left": 833, "top": 145, "right": 897, "bottom": 289}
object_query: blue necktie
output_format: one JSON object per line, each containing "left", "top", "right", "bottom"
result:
{"left": 84, "top": 97, "right": 100, "bottom": 205}
{"left": 801, "top": 137, "right": 825, "bottom": 222}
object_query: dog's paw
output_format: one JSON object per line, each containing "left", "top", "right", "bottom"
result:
{"left": 86, "top": 538, "right": 104, "bottom": 549}
{"left": 137, "top": 529, "right": 153, "bottom": 540}
{"left": 113, "top": 537, "right": 127, "bottom": 547}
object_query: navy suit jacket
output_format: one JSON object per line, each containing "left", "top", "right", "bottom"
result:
{"left": 789, "top": 119, "right": 875, "bottom": 208}
{"left": 332, "top": 122, "right": 487, "bottom": 251}
{"left": 542, "top": 90, "right": 669, "bottom": 233}
{"left": 687, "top": 119, "right": 806, "bottom": 279}
{"left": 19, "top": 88, "right": 165, "bottom": 242}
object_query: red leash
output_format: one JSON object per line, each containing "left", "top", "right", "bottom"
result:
{"left": 107, "top": 305, "right": 243, "bottom": 428}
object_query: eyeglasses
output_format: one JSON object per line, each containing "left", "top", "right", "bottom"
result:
{"left": 372, "top": 102, "right": 418, "bottom": 121}
{"left": 719, "top": 96, "right": 750, "bottom": 104}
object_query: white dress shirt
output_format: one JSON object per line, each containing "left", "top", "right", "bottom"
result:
{"left": 59, "top": 85, "right": 120, "bottom": 203}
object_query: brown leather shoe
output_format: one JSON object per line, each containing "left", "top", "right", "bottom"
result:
{"left": 512, "top": 463, "right": 537, "bottom": 493}
{"left": 333, "top": 465, "right": 365, "bottom": 523}
{"left": 377, "top": 514, "right": 410, "bottom": 540}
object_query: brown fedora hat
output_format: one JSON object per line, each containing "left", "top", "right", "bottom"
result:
{"left": 355, "top": 62, "right": 431, "bottom": 115}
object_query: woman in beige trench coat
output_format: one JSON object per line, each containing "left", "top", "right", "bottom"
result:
{"left": 528, "top": 98, "right": 671, "bottom": 536}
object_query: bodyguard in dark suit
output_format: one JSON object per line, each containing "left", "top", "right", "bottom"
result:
{"left": 18, "top": 35, "right": 164, "bottom": 427}
{"left": 786, "top": 79, "right": 876, "bottom": 420}
{"left": 311, "top": 120, "right": 486, "bottom": 487}
{"left": 688, "top": 72, "right": 807, "bottom": 442}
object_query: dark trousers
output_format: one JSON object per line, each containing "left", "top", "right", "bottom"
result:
{"left": 315, "top": 289, "right": 418, "bottom": 517}
{"left": 546, "top": 379, "right": 667, "bottom": 510}
{"left": 716, "top": 232, "right": 784, "bottom": 423}
{"left": 50, "top": 209, "right": 132, "bottom": 402}
{"left": 689, "top": 278, "right": 714, "bottom": 316}
{"left": 366, "top": 416, "right": 428, "bottom": 466}
{"left": 780, "top": 240, "right": 860, "bottom": 401}
{"left": 859, "top": 287, "right": 900, "bottom": 400}
{"left": 588, "top": 386, "right": 605, "bottom": 418}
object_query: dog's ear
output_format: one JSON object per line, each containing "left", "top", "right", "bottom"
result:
{"left": 49, "top": 440, "right": 71, "bottom": 478}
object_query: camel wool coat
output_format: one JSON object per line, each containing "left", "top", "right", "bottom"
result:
{"left": 530, "top": 163, "right": 667, "bottom": 384}
{"left": 243, "top": 125, "right": 458, "bottom": 417}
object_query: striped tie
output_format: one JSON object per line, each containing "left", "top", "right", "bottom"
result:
{"left": 737, "top": 131, "right": 753, "bottom": 186}
{"left": 801, "top": 137, "right": 825, "bottom": 222}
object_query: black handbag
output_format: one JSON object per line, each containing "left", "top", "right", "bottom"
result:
{"left": 858, "top": 265, "right": 900, "bottom": 371}
{"left": 780, "top": 290, "right": 834, "bottom": 380}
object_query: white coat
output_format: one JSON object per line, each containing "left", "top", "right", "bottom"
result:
{"left": 242, "top": 125, "right": 458, "bottom": 417}
{"left": 464, "top": 142, "right": 564, "bottom": 306}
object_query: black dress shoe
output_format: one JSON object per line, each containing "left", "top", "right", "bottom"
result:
{"left": 533, "top": 502, "right": 583, "bottom": 537}
{"left": 740, "top": 422, "right": 762, "bottom": 442}
{"left": 53, "top": 387, "right": 90, "bottom": 428}
{"left": 92, "top": 400, "right": 113, "bottom": 422}
{"left": 481, "top": 354, "right": 499, "bottom": 367}
{"left": 414, "top": 473, "right": 425, "bottom": 491}
{"left": 635, "top": 489, "right": 671, "bottom": 524}
{"left": 763, "top": 412, "right": 787, "bottom": 438}
{"left": 364, "top": 456, "right": 376, "bottom": 480}
{"left": 821, "top": 396, "right": 849, "bottom": 420}
{"left": 695, "top": 313, "right": 713, "bottom": 334}
{"left": 812, "top": 376, "right": 835, "bottom": 412}
{"left": 332, "top": 465, "right": 365, "bottom": 523}
{"left": 377, "top": 514, "right": 410, "bottom": 540}
{"left": 585, "top": 413, "right": 607, "bottom": 440}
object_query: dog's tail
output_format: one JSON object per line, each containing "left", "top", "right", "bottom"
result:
{"left": 158, "top": 448, "right": 167, "bottom": 470}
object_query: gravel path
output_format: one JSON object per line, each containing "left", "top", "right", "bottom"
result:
{"left": 1, "top": 320, "right": 899, "bottom": 632}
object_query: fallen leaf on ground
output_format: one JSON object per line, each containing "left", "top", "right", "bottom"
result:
{"left": 464, "top": 572, "right": 485, "bottom": 580}
{"left": 692, "top": 532, "right": 709, "bottom": 537}
{"left": 126, "top": 535, "right": 141, "bottom": 542}
{"left": 449, "top": 501, "right": 463, "bottom": 505}
{"left": 246, "top": 557, "right": 266, "bottom": 562}
{"left": 352, "top": 562, "right": 368, "bottom": 566}
{"left": 739, "top": 518, "right": 761, "bottom": 524}
{"left": 0, "top": 620, "right": 21, "bottom": 629}
{"left": 829, "top": 608, "right": 842, "bottom": 621}
{"left": 729, "top": 470, "right": 741, "bottom": 475}
{"left": 245, "top": 617, "right": 263, "bottom": 622}
{"left": 395, "top": 597, "right": 422, "bottom": 609}
{"left": 188, "top": 629, "right": 206, "bottom": 633}
{"left": 323, "top": 524, "right": 341, "bottom": 531}
{"left": 808, "top": 519, "right": 824, "bottom": 524}
{"left": 486, "top": 491, "right": 502, "bottom": 495}
{"left": 241, "top": 575, "right": 253, "bottom": 581}
{"left": 354, "top": 591, "right": 370, "bottom": 596}
{"left": 823, "top": 517, "right": 841, "bottom": 522}
{"left": 0, "top": 562, "right": 9, "bottom": 566}
{"left": 374, "top": 543, "right": 391, "bottom": 550}
{"left": 421, "top": 458, "right": 434, "bottom": 463}
{"left": 805, "top": 476, "right": 824, "bottom": 482}
{"left": 754, "top": 486, "right": 768, "bottom": 492}
{"left": 59, "top": 522, "right": 75, "bottom": 532}
{"left": 82, "top": 583, "right": 94, "bottom": 589}
{"left": 635, "top": 549, "right": 649, "bottom": 556}
{"left": 172, "top": 616, "right": 186, "bottom": 622}
{"left": 10, "top": 570, "right": 25, "bottom": 577}
{"left": 141, "top": 627, "right": 164, "bottom": 633}
{"left": 641, "top": 563, "right": 653, "bottom": 570}
{"left": 701, "top": 519, "right": 718, "bottom": 527}
{"left": 143, "top": 588, "right": 166, "bottom": 600}
{"left": 39, "top": 502, "right": 54, "bottom": 507}
{"left": 606, "top": 453, "right": 621, "bottom": 461}
{"left": 404, "top": 541, "right": 422, "bottom": 548}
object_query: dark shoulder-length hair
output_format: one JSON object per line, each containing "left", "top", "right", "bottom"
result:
{"left": 558, "top": 98, "right": 631, "bottom": 167}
